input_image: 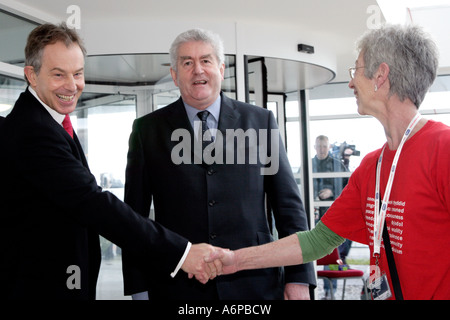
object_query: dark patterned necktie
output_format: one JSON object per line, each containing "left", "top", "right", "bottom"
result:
{"left": 197, "top": 110, "right": 212, "bottom": 149}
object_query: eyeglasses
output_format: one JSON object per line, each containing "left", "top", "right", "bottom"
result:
{"left": 349, "top": 66, "right": 365, "bottom": 79}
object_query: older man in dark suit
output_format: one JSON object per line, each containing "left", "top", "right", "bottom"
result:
{"left": 0, "top": 23, "right": 222, "bottom": 300}
{"left": 122, "top": 28, "right": 316, "bottom": 300}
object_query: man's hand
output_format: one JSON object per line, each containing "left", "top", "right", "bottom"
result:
{"left": 205, "top": 247, "right": 238, "bottom": 275}
{"left": 318, "top": 188, "right": 333, "bottom": 200}
{"left": 284, "top": 283, "right": 310, "bottom": 300}
{"left": 181, "top": 243, "right": 224, "bottom": 284}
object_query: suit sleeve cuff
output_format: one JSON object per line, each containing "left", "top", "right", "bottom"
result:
{"left": 170, "top": 241, "right": 192, "bottom": 278}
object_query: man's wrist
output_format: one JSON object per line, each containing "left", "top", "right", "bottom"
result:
{"left": 170, "top": 241, "right": 192, "bottom": 278}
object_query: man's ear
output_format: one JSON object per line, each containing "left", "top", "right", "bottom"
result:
{"left": 219, "top": 62, "right": 225, "bottom": 81}
{"left": 170, "top": 67, "right": 179, "bottom": 87}
{"left": 24, "top": 66, "right": 37, "bottom": 87}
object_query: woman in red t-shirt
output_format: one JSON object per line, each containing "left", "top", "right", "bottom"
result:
{"left": 210, "top": 24, "right": 450, "bottom": 300}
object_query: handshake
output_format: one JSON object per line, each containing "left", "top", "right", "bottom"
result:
{"left": 181, "top": 234, "right": 303, "bottom": 283}
{"left": 181, "top": 243, "right": 237, "bottom": 283}
{"left": 179, "top": 236, "right": 311, "bottom": 300}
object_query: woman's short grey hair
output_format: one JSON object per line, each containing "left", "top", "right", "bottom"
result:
{"left": 169, "top": 28, "right": 225, "bottom": 72}
{"left": 357, "top": 24, "right": 439, "bottom": 108}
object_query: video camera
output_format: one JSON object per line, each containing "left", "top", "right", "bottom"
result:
{"left": 330, "top": 142, "right": 360, "bottom": 167}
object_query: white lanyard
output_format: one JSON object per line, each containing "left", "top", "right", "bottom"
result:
{"left": 373, "top": 113, "right": 422, "bottom": 258}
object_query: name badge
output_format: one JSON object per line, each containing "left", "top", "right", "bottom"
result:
{"left": 366, "top": 272, "right": 392, "bottom": 300}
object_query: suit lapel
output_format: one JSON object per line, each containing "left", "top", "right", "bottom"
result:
{"left": 218, "top": 93, "right": 240, "bottom": 133}
{"left": 166, "top": 98, "right": 194, "bottom": 136}
{"left": 165, "top": 99, "right": 204, "bottom": 166}
{"left": 23, "top": 90, "right": 91, "bottom": 170}
{"left": 73, "top": 132, "right": 90, "bottom": 169}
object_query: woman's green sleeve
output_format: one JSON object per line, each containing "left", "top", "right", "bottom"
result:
{"left": 296, "top": 221, "right": 346, "bottom": 263}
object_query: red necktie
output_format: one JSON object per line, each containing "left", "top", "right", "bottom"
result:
{"left": 62, "top": 114, "right": 73, "bottom": 138}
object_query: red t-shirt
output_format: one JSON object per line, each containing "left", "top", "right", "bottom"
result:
{"left": 322, "top": 120, "right": 450, "bottom": 299}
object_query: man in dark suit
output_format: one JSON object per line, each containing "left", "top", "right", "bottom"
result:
{"left": 0, "top": 116, "right": 4, "bottom": 126}
{"left": 0, "top": 23, "right": 223, "bottom": 300}
{"left": 122, "top": 28, "right": 316, "bottom": 300}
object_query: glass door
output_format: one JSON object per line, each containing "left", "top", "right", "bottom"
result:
{"left": 72, "top": 92, "right": 137, "bottom": 300}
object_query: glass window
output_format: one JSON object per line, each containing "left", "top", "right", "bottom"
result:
{"left": 285, "top": 100, "right": 301, "bottom": 171}
{"left": 267, "top": 101, "right": 277, "bottom": 121}
{"left": 0, "top": 75, "right": 26, "bottom": 117}
{"left": 308, "top": 82, "right": 355, "bottom": 117}
{"left": 309, "top": 117, "right": 385, "bottom": 171}
{"left": 0, "top": 10, "right": 38, "bottom": 66}
{"left": 72, "top": 100, "right": 136, "bottom": 189}
{"left": 309, "top": 76, "right": 450, "bottom": 172}
{"left": 421, "top": 75, "right": 450, "bottom": 126}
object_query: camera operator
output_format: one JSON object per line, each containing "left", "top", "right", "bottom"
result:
{"left": 312, "top": 135, "right": 351, "bottom": 299}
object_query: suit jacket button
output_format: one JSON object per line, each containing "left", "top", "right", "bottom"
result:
{"left": 208, "top": 200, "right": 216, "bottom": 207}
{"left": 210, "top": 233, "right": 217, "bottom": 240}
{"left": 207, "top": 169, "right": 214, "bottom": 175}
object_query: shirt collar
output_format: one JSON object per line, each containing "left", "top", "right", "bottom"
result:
{"left": 28, "top": 87, "right": 66, "bottom": 125}
{"left": 183, "top": 95, "right": 221, "bottom": 127}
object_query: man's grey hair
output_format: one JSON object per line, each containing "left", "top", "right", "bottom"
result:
{"left": 357, "top": 24, "right": 439, "bottom": 108}
{"left": 169, "top": 28, "right": 225, "bottom": 72}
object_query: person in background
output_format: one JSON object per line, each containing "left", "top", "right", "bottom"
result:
{"left": 122, "top": 28, "right": 315, "bottom": 300}
{"left": 0, "top": 23, "right": 222, "bottom": 300}
{"left": 312, "top": 134, "right": 350, "bottom": 298}
{"left": 312, "top": 135, "right": 348, "bottom": 222}
{"left": 210, "top": 24, "right": 450, "bottom": 300}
